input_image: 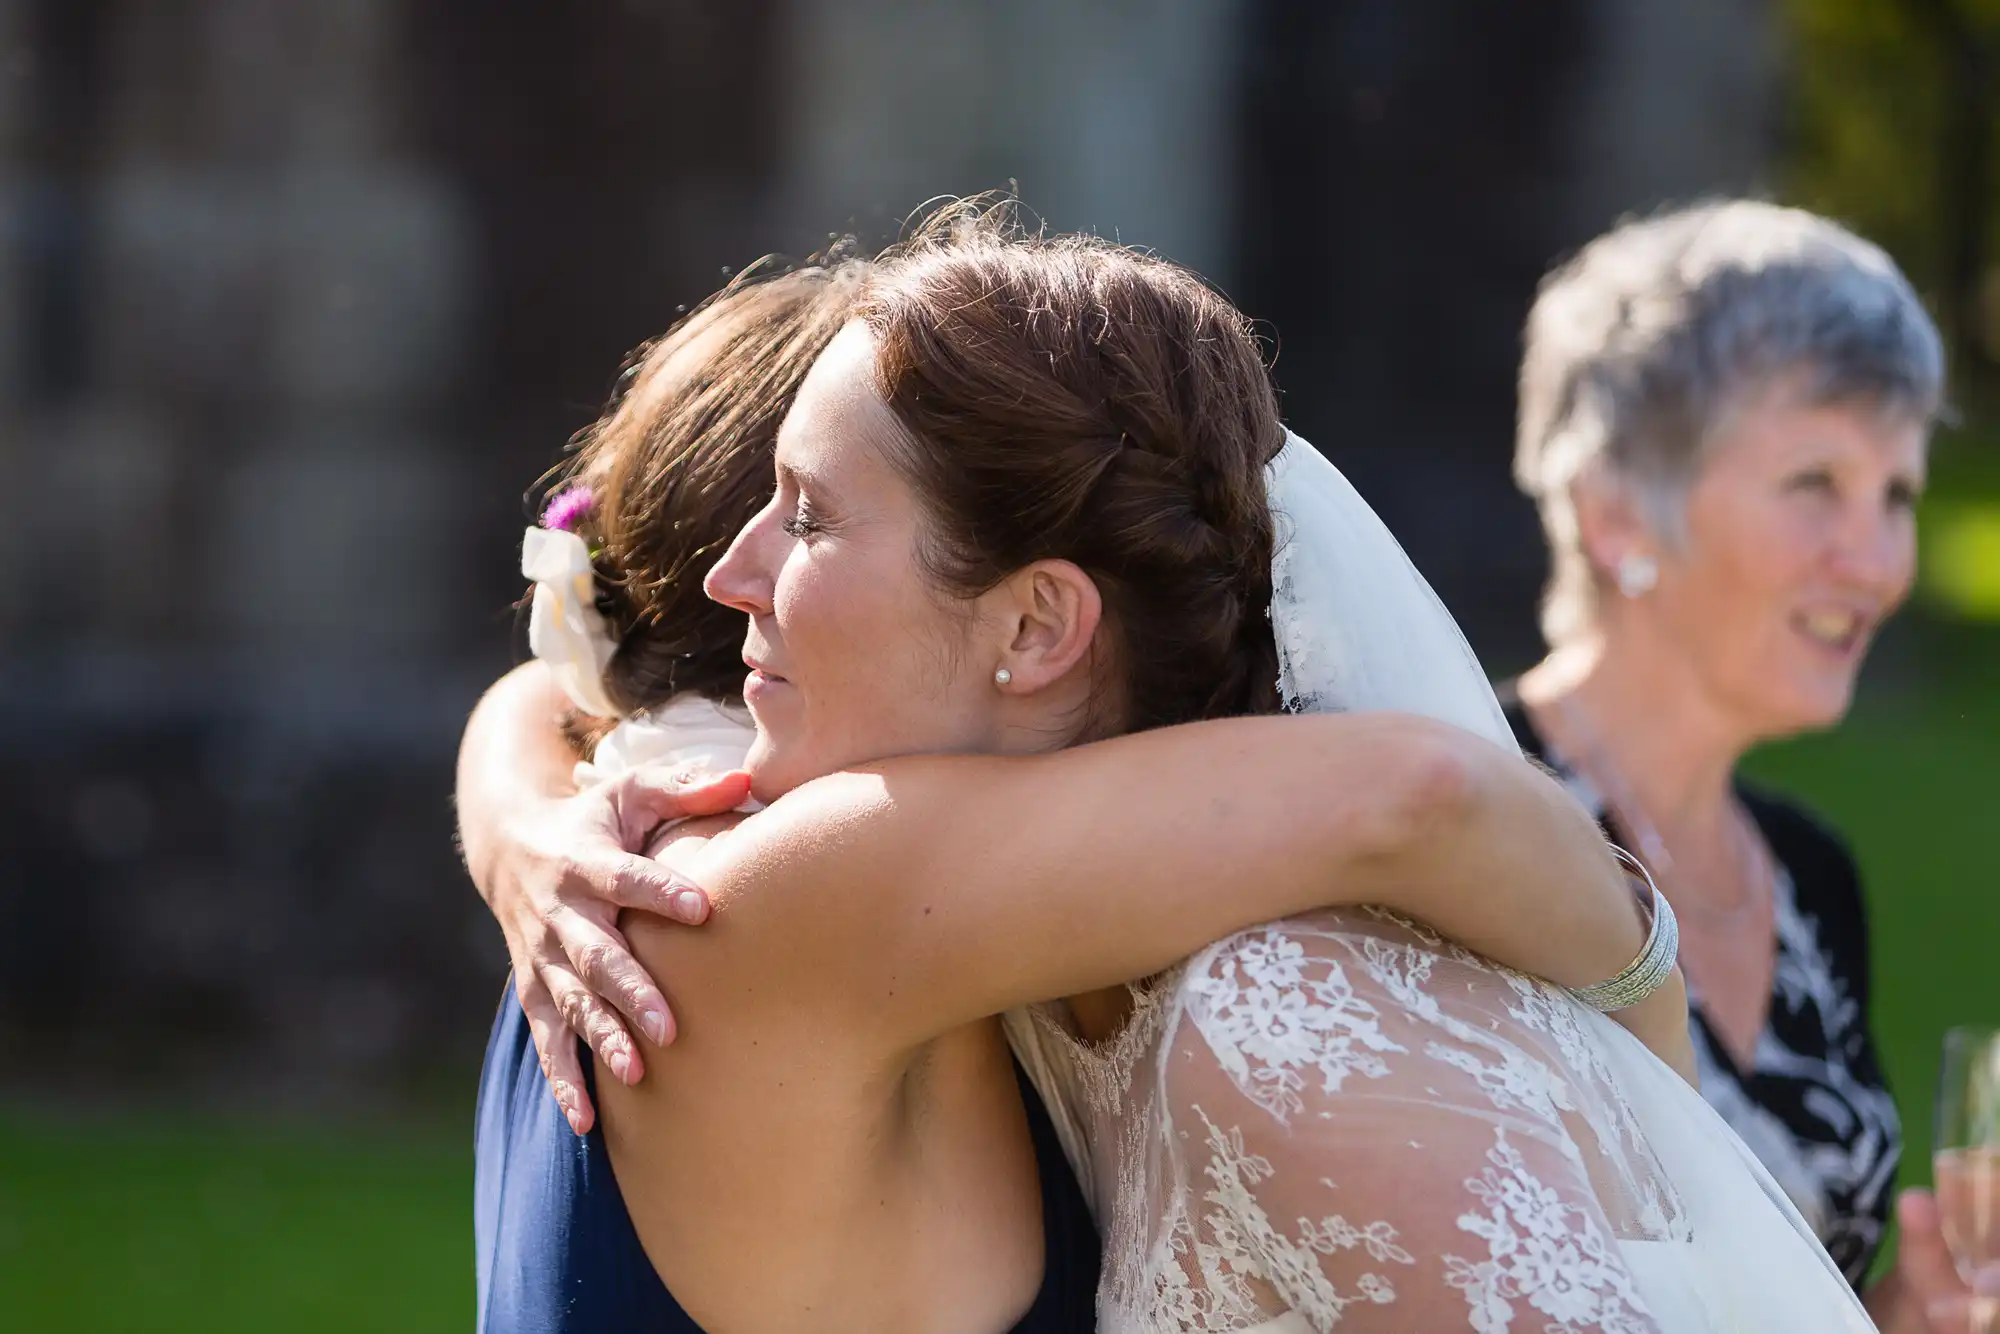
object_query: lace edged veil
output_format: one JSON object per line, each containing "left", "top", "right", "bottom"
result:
{"left": 1264, "top": 430, "right": 1518, "bottom": 753}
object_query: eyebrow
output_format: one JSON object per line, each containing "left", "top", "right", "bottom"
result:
{"left": 774, "top": 448, "right": 839, "bottom": 501}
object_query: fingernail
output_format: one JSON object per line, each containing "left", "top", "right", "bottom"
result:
{"left": 606, "top": 1048, "right": 631, "bottom": 1084}
{"left": 564, "top": 1107, "right": 583, "bottom": 1135}
{"left": 672, "top": 889, "right": 707, "bottom": 923}
{"left": 641, "top": 1011, "right": 669, "bottom": 1047}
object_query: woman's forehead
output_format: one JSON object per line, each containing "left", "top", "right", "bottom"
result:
{"left": 776, "top": 322, "right": 905, "bottom": 477}
{"left": 1711, "top": 390, "right": 1929, "bottom": 471}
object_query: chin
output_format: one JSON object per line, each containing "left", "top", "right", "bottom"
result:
{"left": 744, "top": 731, "right": 841, "bottom": 806}
{"left": 1756, "top": 678, "right": 1858, "bottom": 739}
{"left": 1799, "top": 692, "right": 1857, "bottom": 733}
{"left": 741, "top": 733, "right": 789, "bottom": 806}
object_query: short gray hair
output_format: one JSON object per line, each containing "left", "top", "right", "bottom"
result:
{"left": 1515, "top": 199, "right": 1944, "bottom": 646}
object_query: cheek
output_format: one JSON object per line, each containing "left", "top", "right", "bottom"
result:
{"left": 773, "top": 546, "right": 961, "bottom": 711}
{"left": 771, "top": 550, "right": 879, "bottom": 692}
{"left": 1663, "top": 517, "right": 1800, "bottom": 662}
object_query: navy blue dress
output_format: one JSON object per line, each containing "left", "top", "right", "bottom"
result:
{"left": 474, "top": 980, "right": 1101, "bottom": 1332}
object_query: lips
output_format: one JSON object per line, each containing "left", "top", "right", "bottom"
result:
{"left": 742, "top": 652, "right": 791, "bottom": 707}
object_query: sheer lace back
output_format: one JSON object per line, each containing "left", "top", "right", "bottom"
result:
{"left": 1007, "top": 907, "right": 1872, "bottom": 1333}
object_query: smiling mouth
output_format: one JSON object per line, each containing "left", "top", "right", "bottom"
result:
{"left": 1794, "top": 609, "right": 1870, "bottom": 654}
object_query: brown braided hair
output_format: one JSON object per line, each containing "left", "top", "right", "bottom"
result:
{"left": 534, "top": 256, "right": 869, "bottom": 755}
{"left": 860, "top": 202, "right": 1283, "bottom": 736}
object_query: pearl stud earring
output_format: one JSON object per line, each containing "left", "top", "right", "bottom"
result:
{"left": 993, "top": 667, "right": 1012, "bottom": 687}
{"left": 1615, "top": 553, "right": 1658, "bottom": 598}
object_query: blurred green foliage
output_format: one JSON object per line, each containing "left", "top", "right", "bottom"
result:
{"left": 1920, "top": 427, "right": 2000, "bottom": 621}
{"left": 1786, "top": 0, "right": 2000, "bottom": 382}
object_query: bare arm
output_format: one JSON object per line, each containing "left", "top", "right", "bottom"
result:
{"left": 458, "top": 663, "right": 596, "bottom": 912}
{"left": 459, "top": 669, "right": 1691, "bottom": 1126}
{"left": 649, "top": 712, "right": 1687, "bottom": 1066}
{"left": 456, "top": 662, "right": 744, "bottom": 1130}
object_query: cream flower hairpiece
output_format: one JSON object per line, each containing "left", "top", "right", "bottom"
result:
{"left": 520, "top": 485, "right": 622, "bottom": 719}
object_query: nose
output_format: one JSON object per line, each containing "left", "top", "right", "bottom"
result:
{"left": 705, "top": 497, "right": 781, "bottom": 616}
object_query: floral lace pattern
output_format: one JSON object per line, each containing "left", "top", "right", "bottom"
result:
{"left": 1008, "top": 906, "right": 1871, "bottom": 1333}
{"left": 1445, "top": 1132, "right": 1652, "bottom": 1334}
{"left": 1185, "top": 930, "right": 1402, "bottom": 1122}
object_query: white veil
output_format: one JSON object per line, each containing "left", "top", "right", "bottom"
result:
{"left": 1266, "top": 429, "right": 1518, "bottom": 752}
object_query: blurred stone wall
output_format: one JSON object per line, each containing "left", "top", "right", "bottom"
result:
{"left": 1231, "top": 0, "right": 1782, "bottom": 670}
{"left": 0, "top": 0, "right": 1780, "bottom": 1111}
{"left": 0, "top": 0, "right": 488, "bottom": 1109}
{"left": 0, "top": 0, "right": 796, "bottom": 1109}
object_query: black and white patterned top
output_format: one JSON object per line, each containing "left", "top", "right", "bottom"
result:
{"left": 1501, "top": 694, "right": 1902, "bottom": 1287}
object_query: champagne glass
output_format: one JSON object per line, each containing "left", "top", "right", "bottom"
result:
{"left": 1936, "top": 1025, "right": 2000, "bottom": 1321}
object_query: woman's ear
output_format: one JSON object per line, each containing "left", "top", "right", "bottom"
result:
{"left": 1572, "top": 469, "right": 1658, "bottom": 583}
{"left": 989, "top": 559, "right": 1103, "bottom": 693}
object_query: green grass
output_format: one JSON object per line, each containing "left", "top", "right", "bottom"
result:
{"left": 0, "top": 678, "right": 1991, "bottom": 1326}
{"left": 0, "top": 1112, "right": 471, "bottom": 1332}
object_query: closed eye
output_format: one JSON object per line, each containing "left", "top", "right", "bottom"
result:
{"left": 780, "top": 499, "right": 824, "bottom": 539}
{"left": 1887, "top": 476, "right": 1923, "bottom": 511}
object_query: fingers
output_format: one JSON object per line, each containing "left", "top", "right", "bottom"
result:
{"left": 551, "top": 904, "right": 677, "bottom": 1049}
{"left": 1925, "top": 1295, "right": 2000, "bottom": 1334}
{"left": 609, "top": 766, "right": 752, "bottom": 843}
{"left": 576, "top": 851, "right": 711, "bottom": 925}
{"left": 1901, "top": 1189, "right": 1972, "bottom": 1305}
{"left": 519, "top": 977, "right": 594, "bottom": 1135}
{"left": 542, "top": 955, "right": 646, "bottom": 1090}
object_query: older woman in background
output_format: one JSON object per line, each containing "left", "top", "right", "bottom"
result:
{"left": 1503, "top": 199, "right": 1984, "bottom": 1332}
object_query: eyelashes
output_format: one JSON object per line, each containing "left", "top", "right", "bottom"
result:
{"left": 780, "top": 500, "right": 824, "bottom": 538}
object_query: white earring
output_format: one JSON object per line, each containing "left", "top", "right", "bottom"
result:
{"left": 1615, "top": 553, "right": 1658, "bottom": 598}
{"left": 993, "top": 667, "right": 1012, "bottom": 687}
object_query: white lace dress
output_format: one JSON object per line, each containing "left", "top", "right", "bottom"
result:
{"left": 1006, "top": 908, "right": 1877, "bottom": 1333}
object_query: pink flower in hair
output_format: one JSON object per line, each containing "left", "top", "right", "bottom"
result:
{"left": 541, "top": 484, "right": 595, "bottom": 533}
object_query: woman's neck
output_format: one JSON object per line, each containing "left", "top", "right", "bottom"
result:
{"left": 1518, "top": 626, "right": 1751, "bottom": 846}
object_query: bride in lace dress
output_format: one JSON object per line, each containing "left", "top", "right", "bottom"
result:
{"left": 1006, "top": 439, "right": 1876, "bottom": 1333}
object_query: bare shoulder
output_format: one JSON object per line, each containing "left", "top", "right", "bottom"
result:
{"left": 644, "top": 769, "right": 905, "bottom": 918}
{"left": 615, "top": 775, "right": 904, "bottom": 1052}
